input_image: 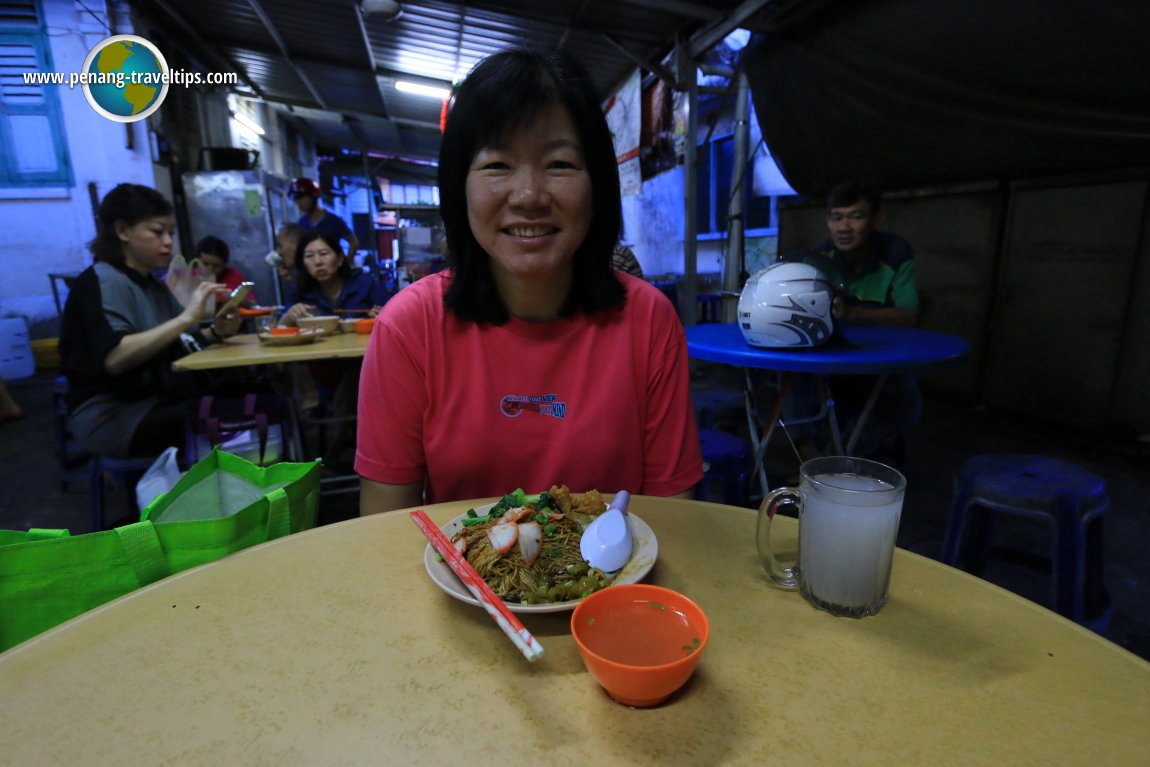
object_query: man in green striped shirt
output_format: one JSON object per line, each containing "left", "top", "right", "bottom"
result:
{"left": 800, "top": 181, "right": 919, "bottom": 327}
{"left": 781, "top": 181, "right": 922, "bottom": 463}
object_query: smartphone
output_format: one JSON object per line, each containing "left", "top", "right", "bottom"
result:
{"left": 215, "top": 282, "right": 253, "bottom": 318}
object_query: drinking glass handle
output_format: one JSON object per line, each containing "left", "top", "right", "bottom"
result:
{"left": 756, "top": 487, "right": 801, "bottom": 588}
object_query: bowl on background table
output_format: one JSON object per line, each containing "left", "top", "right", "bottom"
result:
{"left": 297, "top": 316, "right": 340, "bottom": 333}
{"left": 258, "top": 327, "right": 324, "bottom": 346}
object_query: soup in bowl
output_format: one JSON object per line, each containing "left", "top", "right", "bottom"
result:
{"left": 570, "top": 584, "right": 709, "bottom": 707}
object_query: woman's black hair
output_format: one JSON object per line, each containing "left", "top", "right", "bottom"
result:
{"left": 89, "top": 183, "right": 174, "bottom": 266}
{"left": 438, "top": 46, "right": 625, "bottom": 324}
{"left": 292, "top": 229, "right": 354, "bottom": 296}
{"left": 196, "top": 234, "right": 230, "bottom": 262}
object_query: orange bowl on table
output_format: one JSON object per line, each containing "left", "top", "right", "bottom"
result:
{"left": 237, "top": 306, "right": 279, "bottom": 317}
{"left": 570, "top": 584, "right": 709, "bottom": 708}
{"left": 268, "top": 326, "right": 299, "bottom": 336}
{"left": 354, "top": 318, "right": 375, "bottom": 334}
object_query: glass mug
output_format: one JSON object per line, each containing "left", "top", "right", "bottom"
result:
{"left": 256, "top": 312, "right": 281, "bottom": 335}
{"left": 757, "top": 456, "right": 906, "bottom": 618}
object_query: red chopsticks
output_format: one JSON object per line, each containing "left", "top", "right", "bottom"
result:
{"left": 410, "top": 510, "right": 545, "bottom": 662}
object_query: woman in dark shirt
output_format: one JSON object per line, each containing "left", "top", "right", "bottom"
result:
{"left": 59, "top": 184, "right": 241, "bottom": 458}
{"left": 279, "top": 230, "right": 390, "bottom": 325}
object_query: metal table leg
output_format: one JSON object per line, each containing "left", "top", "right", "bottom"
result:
{"left": 843, "top": 373, "right": 888, "bottom": 456}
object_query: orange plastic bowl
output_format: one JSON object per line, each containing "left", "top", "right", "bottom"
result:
{"left": 269, "top": 326, "right": 300, "bottom": 336}
{"left": 571, "top": 584, "right": 709, "bottom": 708}
{"left": 354, "top": 318, "right": 375, "bottom": 335}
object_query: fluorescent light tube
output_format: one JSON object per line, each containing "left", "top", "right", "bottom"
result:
{"left": 395, "top": 80, "right": 450, "bottom": 100}
{"left": 233, "top": 112, "right": 265, "bottom": 136}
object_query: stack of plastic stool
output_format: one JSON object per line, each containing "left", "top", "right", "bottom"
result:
{"left": 940, "top": 454, "right": 1111, "bottom": 632}
{"left": 695, "top": 428, "right": 752, "bottom": 507}
{"left": 90, "top": 455, "right": 157, "bottom": 532}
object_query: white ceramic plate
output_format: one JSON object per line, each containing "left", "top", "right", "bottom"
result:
{"left": 423, "top": 504, "right": 659, "bottom": 614}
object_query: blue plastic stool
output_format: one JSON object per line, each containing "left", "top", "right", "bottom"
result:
{"left": 692, "top": 389, "right": 745, "bottom": 430}
{"left": 940, "top": 454, "right": 1110, "bottom": 631}
{"left": 90, "top": 455, "right": 157, "bottom": 532}
{"left": 695, "top": 428, "right": 752, "bottom": 507}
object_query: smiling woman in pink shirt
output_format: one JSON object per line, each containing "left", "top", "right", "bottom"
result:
{"left": 355, "top": 47, "right": 702, "bottom": 514}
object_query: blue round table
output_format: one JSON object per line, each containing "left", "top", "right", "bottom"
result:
{"left": 685, "top": 323, "right": 971, "bottom": 374}
{"left": 685, "top": 323, "right": 971, "bottom": 494}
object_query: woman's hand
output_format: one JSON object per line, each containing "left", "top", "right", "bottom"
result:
{"left": 281, "top": 303, "right": 316, "bottom": 326}
{"left": 105, "top": 281, "right": 226, "bottom": 375}
{"left": 180, "top": 281, "right": 226, "bottom": 325}
{"left": 368, "top": 305, "right": 384, "bottom": 318}
{"left": 212, "top": 313, "right": 242, "bottom": 339}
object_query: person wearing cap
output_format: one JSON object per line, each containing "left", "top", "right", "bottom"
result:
{"left": 289, "top": 177, "right": 360, "bottom": 260}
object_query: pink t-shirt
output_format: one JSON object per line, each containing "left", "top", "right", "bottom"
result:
{"left": 355, "top": 272, "right": 703, "bottom": 503}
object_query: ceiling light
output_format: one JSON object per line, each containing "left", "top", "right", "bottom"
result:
{"left": 232, "top": 112, "right": 265, "bottom": 136}
{"left": 395, "top": 80, "right": 450, "bottom": 100}
{"left": 361, "top": 0, "right": 402, "bottom": 20}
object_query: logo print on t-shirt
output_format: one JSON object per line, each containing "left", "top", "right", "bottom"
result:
{"left": 500, "top": 393, "right": 566, "bottom": 420}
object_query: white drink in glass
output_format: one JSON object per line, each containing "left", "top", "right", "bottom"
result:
{"left": 798, "top": 472, "right": 903, "bottom": 616}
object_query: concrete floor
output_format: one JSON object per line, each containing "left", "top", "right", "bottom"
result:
{"left": 2, "top": 368, "right": 1148, "bottom": 661}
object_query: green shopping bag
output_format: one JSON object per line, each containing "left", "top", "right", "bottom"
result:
{"left": 141, "top": 448, "right": 322, "bottom": 573}
{"left": 0, "top": 522, "right": 172, "bottom": 652}
{"left": 0, "top": 449, "right": 320, "bottom": 652}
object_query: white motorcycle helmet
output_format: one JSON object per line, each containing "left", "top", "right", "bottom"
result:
{"left": 737, "top": 261, "right": 834, "bottom": 348}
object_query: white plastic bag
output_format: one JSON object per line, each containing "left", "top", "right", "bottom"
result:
{"left": 135, "top": 446, "right": 184, "bottom": 511}
{"left": 192, "top": 427, "right": 283, "bottom": 467}
{"left": 164, "top": 255, "right": 212, "bottom": 316}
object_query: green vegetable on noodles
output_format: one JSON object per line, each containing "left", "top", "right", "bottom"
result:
{"left": 461, "top": 516, "right": 492, "bottom": 527}
{"left": 449, "top": 486, "right": 612, "bottom": 604}
{"left": 491, "top": 488, "right": 554, "bottom": 516}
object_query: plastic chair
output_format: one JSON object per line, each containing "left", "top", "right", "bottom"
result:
{"left": 52, "top": 376, "right": 90, "bottom": 490}
{"left": 48, "top": 272, "right": 79, "bottom": 317}
{"left": 697, "top": 294, "right": 723, "bottom": 324}
{"left": 90, "top": 455, "right": 157, "bottom": 532}
{"left": 648, "top": 280, "right": 681, "bottom": 316}
{"left": 695, "top": 428, "right": 752, "bottom": 507}
{"left": 940, "top": 454, "right": 1111, "bottom": 631}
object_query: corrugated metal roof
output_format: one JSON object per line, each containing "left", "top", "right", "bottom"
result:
{"left": 134, "top": 0, "right": 777, "bottom": 159}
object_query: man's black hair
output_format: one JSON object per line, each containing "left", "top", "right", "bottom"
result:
{"left": 826, "top": 181, "right": 882, "bottom": 215}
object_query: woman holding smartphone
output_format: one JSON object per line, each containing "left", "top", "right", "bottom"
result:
{"left": 59, "top": 183, "right": 242, "bottom": 459}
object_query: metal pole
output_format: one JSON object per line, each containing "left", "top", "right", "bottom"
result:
{"left": 680, "top": 42, "right": 699, "bottom": 327}
{"left": 724, "top": 68, "right": 750, "bottom": 322}
{"left": 363, "top": 152, "right": 378, "bottom": 273}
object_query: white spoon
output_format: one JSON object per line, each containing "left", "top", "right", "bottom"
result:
{"left": 580, "top": 491, "right": 633, "bottom": 573}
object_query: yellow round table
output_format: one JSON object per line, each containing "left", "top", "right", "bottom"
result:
{"left": 2, "top": 497, "right": 1146, "bottom": 765}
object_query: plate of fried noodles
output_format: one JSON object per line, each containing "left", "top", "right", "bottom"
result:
{"left": 423, "top": 485, "right": 658, "bottom": 614}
